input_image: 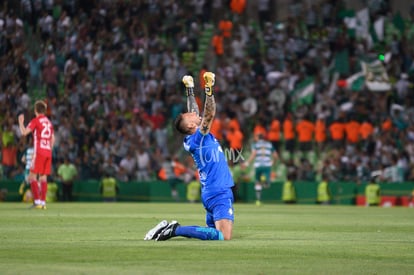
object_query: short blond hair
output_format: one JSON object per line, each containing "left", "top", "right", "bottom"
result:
{"left": 34, "top": 100, "right": 47, "bottom": 114}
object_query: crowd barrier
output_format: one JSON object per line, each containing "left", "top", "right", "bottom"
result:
{"left": 0, "top": 180, "right": 413, "bottom": 206}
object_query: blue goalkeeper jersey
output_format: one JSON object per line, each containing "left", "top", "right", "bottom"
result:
{"left": 183, "top": 129, "right": 234, "bottom": 198}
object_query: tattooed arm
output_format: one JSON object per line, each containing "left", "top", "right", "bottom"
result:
{"left": 200, "top": 72, "right": 216, "bottom": 135}
{"left": 186, "top": 89, "right": 200, "bottom": 115}
{"left": 182, "top": 75, "right": 200, "bottom": 115}
{"left": 200, "top": 94, "right": 216, "bottom": 135}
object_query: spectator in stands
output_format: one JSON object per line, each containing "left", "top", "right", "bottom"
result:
{"left": 267, "top": 117, "right": 281, "bottom": 152}
{"left": 253, "top": 119, "right": 267, "bottom": 139}
{"left": 295, "top": 115, "right": 315, "bottom": 156}
{"left": 159, "top": 155, "right": 182, "bottom": 201}
{"left": 42, "top": 56, "right": 59, "bottom": 100}
{"left": 329, "top": 118, "right": 345, "bottom": 149}
{"left": 314, "top": 115, "right": 327, "bottom": 155}
{"left": 256, "top": 0, "right": 271, "bottom": 30}
{"left": 135, "top": 146, "right": 151, "bottom": 182}
{"left": 283, "top": 113, "right": 295, "bottom": 158}
{"left": 359, "top": 118, "right": 374, "bottom": 148}
{"left": 297, "top": 158, "right": 315, "bottom": 181}
{"left": 230, "top": 34, "right": 246, "bottom": 60}
{"left": 1, "top": 138, "right": 17, "bottom": 179}
{"left": 119, "top": 151, "right": 136, "bottom": 182}
{"left": 210, "top": 111, "right": 225, "bottom": 142}
{"left": 345, "top": 115, "right": 361, "bottom": 153}
{"left": 226, "top": 125, "right": 244, "bottom": 152}
{"left": 212, "top": 30, "right": 224, "bottom": 57}
{"left": 230, "top": 0, "right": 247, "bottom": 22}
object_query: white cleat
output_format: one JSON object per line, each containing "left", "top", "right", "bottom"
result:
{"left": 155, "top": 220, "right": 180, "bottom": 241}
{"left": 144, "top": 220, "right": 169, "bottom": 240}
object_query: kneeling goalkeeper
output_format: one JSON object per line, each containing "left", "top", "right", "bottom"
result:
{"left": 144, "top": 72, "right": 235, "bottom": 241}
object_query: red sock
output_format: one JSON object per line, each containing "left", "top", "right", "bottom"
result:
{"left": 40, "top": 181, "right": 48, "bottom": 202}
{"left": 30, "top": 180, "right": 40, "bottom": 201}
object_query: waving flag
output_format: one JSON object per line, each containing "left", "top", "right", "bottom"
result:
{"left": 290, "top": 77, "right": 315, "bottom": 111}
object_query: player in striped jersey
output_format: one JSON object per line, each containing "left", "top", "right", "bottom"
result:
{"left": 19, "top": 139, "right": 35, "bottom": 203}
{"left": 21, "top": 138, "right": 35, "bottom": 185}
{"left": 243, "top": 133, "right": 279, "bottom": 205}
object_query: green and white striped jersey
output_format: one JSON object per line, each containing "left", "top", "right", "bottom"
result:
{"left": 252, "top": 140, "right": 275, "bottom": 167}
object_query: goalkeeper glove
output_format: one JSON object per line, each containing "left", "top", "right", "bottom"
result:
{"left": 182, "top": 75, "right": 195, "bottom": 96}
{"left": 203, "top": 72, "right": 215, "bottom": 96}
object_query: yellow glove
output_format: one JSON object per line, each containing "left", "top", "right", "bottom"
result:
{"left": 203, "top": 72, "right": 215, "bottom": 96}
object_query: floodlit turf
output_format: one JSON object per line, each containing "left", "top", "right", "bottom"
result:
{"left": 0, "top": 202, "right": 413, "bottom": 275}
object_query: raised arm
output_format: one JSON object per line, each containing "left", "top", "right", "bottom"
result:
{"left": 199, "top": 72, "right": 216, "bottom": 135}
{"left": 182, "top": 75, "right": 199, "bottom": 116}
{"left": 18, "top": 114, "right": 32, "bottom": 136}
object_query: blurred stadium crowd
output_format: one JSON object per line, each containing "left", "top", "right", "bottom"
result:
{"left": 1, "top": 0, "right": 414, "bottom": 185}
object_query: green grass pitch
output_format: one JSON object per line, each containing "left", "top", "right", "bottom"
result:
{"left": 0, "top": 202, "right": 413, "bottom": 275}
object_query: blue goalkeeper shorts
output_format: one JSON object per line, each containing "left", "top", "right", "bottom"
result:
{"left": 203, "top": 189, "right": 234, "bottom": 228}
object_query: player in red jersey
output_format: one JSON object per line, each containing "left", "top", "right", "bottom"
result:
{"left": 18, "top": 100, "right": 55, "bottom": 209}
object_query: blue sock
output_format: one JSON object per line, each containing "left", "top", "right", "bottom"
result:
{"left": 175, "top": 226, "right": 224, "bottom": 240}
